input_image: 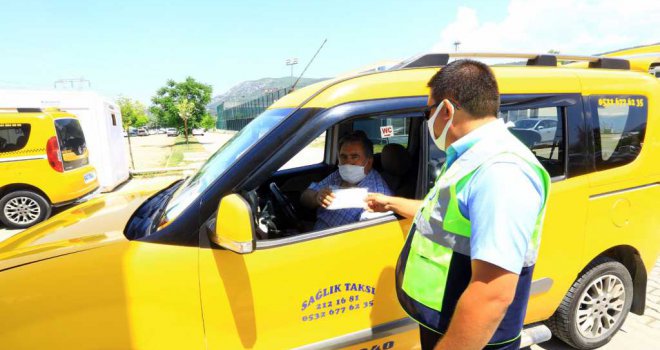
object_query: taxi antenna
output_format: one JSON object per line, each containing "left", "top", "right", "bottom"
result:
{"left": 291, "top": 38, "right": 327, "bottom": 91}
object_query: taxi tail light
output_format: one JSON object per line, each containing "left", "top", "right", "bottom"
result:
{"left": 46, "top": 136, "right": 64, "bottom": 172}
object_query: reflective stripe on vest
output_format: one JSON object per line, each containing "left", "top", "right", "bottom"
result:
{"left": 397, "top": 121, "right": 551, "bottom": 344}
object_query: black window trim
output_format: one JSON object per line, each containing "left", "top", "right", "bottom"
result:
{"left": 53, "top": 117, "right": 88, "bottom": 172}
{"left": 233, "top": 97, "right": 427, "bottom": 248}
{"left": 255, "top": 214, "right": 398, "bottom": 249}
{"left": 500, "top": 93, "right": 587, "bottom": 180}
{"left": 585, "top": 94, "right": 648, "bottom": 172}
{"left": 240, "top": 97, "right": 428, "bottom": 191}
{"left": 0, "top": 123, "right": 31, "bottom": 153}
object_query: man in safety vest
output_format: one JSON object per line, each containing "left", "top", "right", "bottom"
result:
{"left": 366, "top": 59, "right": 550, "bottom": 350}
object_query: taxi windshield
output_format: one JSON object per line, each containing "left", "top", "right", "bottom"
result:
{"left": 160, "top": 108, "right": 294, "bottom": 227}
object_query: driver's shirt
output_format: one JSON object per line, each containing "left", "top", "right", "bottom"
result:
{"left": 309, "top": 170, "right": 392, "bottom": 230}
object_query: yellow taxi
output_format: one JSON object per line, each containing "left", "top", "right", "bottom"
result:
{"left": 0, "top": 108, "right": 98, "bottom": 229}
{"left": 1, "top": 51, "right": 659, "bottom": 349}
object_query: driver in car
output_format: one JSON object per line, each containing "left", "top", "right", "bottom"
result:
{"left": 301, "top": 131, "right": 392, "bottom": 230}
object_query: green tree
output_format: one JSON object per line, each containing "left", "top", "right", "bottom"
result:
{"left": 116, "top": 96, "right": 147, "bottom": 169}
{"left": 150, "top": 77, "right": 212, "bottom": 131}
{"left": 117, "top": 97, "right": 148, "bottom": 129}
{"left": 176, "top": 98, "right": 194, "bottom": 144}
{"left": 200, "top": 113, "right": 216, "bottom": 130}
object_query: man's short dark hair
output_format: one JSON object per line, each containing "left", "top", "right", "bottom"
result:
{"left": 339, "top": 130, "right": 373, "bottom": 158}
{"left": 427, "top": 59, "right": 500, "bottom": 118}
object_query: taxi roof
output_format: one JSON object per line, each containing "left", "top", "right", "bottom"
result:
{"left": 271, "top": 55, "right": 657, "bottom": 110}
{"left": 0, "top": 108, "right": 78, "bottom": 123}
{"left": 563, "top": 44, "right": 660, "bottom": 73}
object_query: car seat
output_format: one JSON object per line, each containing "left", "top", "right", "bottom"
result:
{"left": 378, "top": 143, "right": 414, "bottom": 198}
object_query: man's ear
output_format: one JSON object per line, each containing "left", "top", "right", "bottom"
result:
{"left": 442, "top": 99, "right": 455, "bottom": 120}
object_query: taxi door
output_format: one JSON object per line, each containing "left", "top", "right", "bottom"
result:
{"left": 198, "top": 216, "right": 418, "bottom": 349}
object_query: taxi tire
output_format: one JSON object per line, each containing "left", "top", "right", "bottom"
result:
{"left": 546, "top": 257, "right": 633, "bottom": 349}
{"left": 0, "top": 190, "right": 52, "bottom": 229}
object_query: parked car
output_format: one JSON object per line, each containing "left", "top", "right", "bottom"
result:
{"left": 0, "top": 108, "right": 98, "bottom": 229}
{"left": 158, "top": 128, "right": 167, "bottom": 134}
{"left": 137, "top": 127, "right": 148, "bottom": 136}
{"left": 508, "top": 118, "right": 558, "bottom": 143}
{"left": 166, "top": 128, "right": 178, "bottom": 137}
{"left": 148, "top": 129, "right": 157, "bottom": 135}
{"left": 192, "top": 128, "right": 204, "bottom": 136}
{"left": 1, "top": 51, "right": 659, "bottom": 349}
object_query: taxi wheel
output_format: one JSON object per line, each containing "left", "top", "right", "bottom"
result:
{"left": 0, "top": 190, "right": 52, "bottom": 229}
{"left": 546, "top": 257, "right": 633, "bottom": 349}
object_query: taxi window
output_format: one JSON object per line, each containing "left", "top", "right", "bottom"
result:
{"left": 353, "top": 116, "right": 410, "bottom": 152}
{"left": 591, "top": 95, "right": 647, "bottom": 171}
{"left": 427, "top": 105, "right": 566, "bottom": 187}
{"left": 500, "top": 107, "right": 564, "bottom": 177}
{"left": 54, "top": 118, "right": 89, "bottom": 171}
{"left": 0, "top": 124, "right": 31, "bottom": 153}
{"left": 279, "top": 131, "right": 326, "bottom": 170}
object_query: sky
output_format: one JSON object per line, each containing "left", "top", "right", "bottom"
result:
{"left": 0, "top": 0, "right": 658, "bottom": 105}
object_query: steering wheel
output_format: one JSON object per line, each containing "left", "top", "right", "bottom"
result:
{"left": 268, "top": 182, "right": 299, "bottom": 229}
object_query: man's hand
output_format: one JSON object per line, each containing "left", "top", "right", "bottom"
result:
{"left": 317, "top": 188, "right": 335, "bottom": 208}
{"left": 366, "top": 193, "right": 392, "bottom": 212}
{"left": 365, "top": 193, "right": 423, "bottom": 219}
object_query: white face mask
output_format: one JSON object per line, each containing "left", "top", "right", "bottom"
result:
{"left": 427, "top": 100, "right": 454, "bottom": 152}
{"left": 338, "top": 164, "right": 367, "bottom": 184}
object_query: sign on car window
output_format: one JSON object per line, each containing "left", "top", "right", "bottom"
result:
{"left": 591, "top": 95, "right": 648, "bottom": 171}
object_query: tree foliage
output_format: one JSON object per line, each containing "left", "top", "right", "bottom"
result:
{"left": 200, "top": 114, "right": 216, "bottom": 130}
{"left": 117, "top": 97, "right": 148, "bottom": 129}
{"left": 150, "top": 77, "right": 212, "bottom": 130}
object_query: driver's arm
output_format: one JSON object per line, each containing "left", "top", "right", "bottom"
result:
{"left": 301, "top": 188, "right": 334, "bottom": 209}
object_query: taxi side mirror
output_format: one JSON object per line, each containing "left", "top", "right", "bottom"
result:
{"left": 210, "top": 194, "right": 255, "bottom": 254}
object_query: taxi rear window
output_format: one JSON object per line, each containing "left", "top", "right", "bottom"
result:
{"left": 0, "top": 124, "right": 31, "bottom": 153}
{"left": 54, "top": 118, "right": 89, "bottom": 170}
{"left": 591, "top": 95, "right": 647, "bottom": 171}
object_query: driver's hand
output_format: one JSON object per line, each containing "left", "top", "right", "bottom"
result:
{"left": 317, "top": 188, "right": 335, "bottom": 208}
{"left": 366, "top": 193, "right": 391, "bottom": 212}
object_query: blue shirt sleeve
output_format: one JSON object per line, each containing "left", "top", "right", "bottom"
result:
{"left": 462, "top": 161, "right": 543, "bottom": 274}
{"left": 370, "top": 170, "right": 393, "bottom": 196}
{"left": 309, "top": 171, "right": 340, "bottom": 191}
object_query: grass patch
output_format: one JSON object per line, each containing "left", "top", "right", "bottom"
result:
{"left": 165, "top": 135, "right": 205, "bottom": 167}
{"left": 131, "top": 170, "right": 186, "bottom": 178}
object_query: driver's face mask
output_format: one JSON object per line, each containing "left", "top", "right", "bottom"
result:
{"left": 338, "top": 161, "right": 367, "bottom": 184}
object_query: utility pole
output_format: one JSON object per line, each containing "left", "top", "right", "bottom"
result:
{"left": 453, "top": 41, "right": 461, "bottom": 52}
{"left": 285, "top": 58, "right": 298, "bottom": 89}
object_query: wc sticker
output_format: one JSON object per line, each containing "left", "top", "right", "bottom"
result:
{"left": 380, "top": 125, "right": 394, "bottom": 138}
{"left": 300, "top": 282, "right": 376, "bottom": 322}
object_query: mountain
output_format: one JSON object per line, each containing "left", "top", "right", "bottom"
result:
{"left": 207, "top": 77, "right": 328, "bottom": 114}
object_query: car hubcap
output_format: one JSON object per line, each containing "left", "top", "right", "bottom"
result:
{"left": 4, "top": 197, "right": 41, "bottom": 225}
{"left": 576, "top": 274, "right": 626, "bottom": 339}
